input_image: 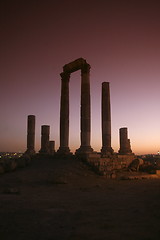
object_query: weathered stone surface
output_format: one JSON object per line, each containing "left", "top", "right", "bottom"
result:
{"left": 57, "top": 72, "right": 70, "bottom": 155}
{"left": 39, "top": 125, "right": 50, "bottom": 154}
{"left": 49, "top": 141, "right": 55, "bottom": 155}
{"left": 85, "top": 153, "right": 136, "bottom": 176}
{"left": 128, "top": 158, "right": 144, "bottom": 171}
{"left": 63, "top": 58, "right": 87, "bottom": 73}
{"left": 156, "top": 170, "right": 160, "bottom": 175}
{"left": 101, "top": 82, "right": 114, "bottom": 156}
{"left": 58, "top": 58, "right": 93, "bottom": 155}
{"left": 119, "top": 127, "right": 133, "bottom": 154}
{"left": 25, "top": 115, "right": 36, "bottom": 155}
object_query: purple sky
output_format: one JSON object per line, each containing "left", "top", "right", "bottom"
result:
{"left": 1, "top": 0, "right": 160, "bottom": 154}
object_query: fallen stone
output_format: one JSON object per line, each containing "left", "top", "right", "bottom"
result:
{"left": 128, "top": 158, "right": 143, "bottom": 171}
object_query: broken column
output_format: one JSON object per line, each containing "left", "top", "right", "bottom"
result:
{"left": 25, "top": 115, "right": 35, "bottom": 155}
{"left": 101, "top": 82, "right": 114, "bottom": 156}
{"left": 76, "top": 63, "right": 93, "bottom": 154}
{"left": 57, "top": 72, "right": 71, "bottom": 155}
{"left": 39, "top": 125, "right": 50, "bottom": 154}
{"left": 49, "top": 141, "right": 55, "bottom": 155}
{"left": 118, "top": 127, "right": 132, "bottom": 154}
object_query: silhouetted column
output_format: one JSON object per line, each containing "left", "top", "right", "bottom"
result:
{"left": 57, "top": 72, "right": 71, "bottom": 155}
{"left": 49, "top": 141, "right": 55, "bottom": 155}
{"left": 101, "top": 82, "right": 113, "bottom": 156}
{"left": 25, "top": 115, "right": 35, "bottom": 155}
{"left": 76, "top": 64, "right": 93, "bottom": 154}
{"left": 39, "top": 125, "right": 50, "bottom": 154}
{"left": 118, "top": 127, "right": 132, "bottom": 154}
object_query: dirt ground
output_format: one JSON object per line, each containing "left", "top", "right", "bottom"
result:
{"left": 0, "top": 156, "right": 160, "bottom": 240}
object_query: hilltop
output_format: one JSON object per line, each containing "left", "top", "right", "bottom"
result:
{"left": 0, "top": 155, "right": 160, "bottom": 240}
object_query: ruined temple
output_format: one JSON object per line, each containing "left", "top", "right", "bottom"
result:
{"left": 24, "top": 58, "right": 136, "bottom": 177}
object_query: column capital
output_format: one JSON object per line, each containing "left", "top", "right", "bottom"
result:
{"left": 60, "top": 71, "right": 70, "bottom": 81}
{"left": 81, "top": 63, "right": 91, "bottom": 74}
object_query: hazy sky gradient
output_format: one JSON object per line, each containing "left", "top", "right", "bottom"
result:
{"left": 1, "top": 0, "right": 160, "bottom": 154}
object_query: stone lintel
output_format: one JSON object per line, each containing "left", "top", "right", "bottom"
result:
{"left": 63, "top": 58, "right": 90, "bottom": 73}
{"left": 60, "top": 71, "right": 70, "bottom": 80}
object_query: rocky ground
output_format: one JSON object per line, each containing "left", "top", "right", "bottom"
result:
{"left": 0, "top": 155, "right": 160, "bottom": 240}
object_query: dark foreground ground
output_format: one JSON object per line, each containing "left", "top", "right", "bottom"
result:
{"left": 0, "top": 156, "right": 160, "bottom": 240}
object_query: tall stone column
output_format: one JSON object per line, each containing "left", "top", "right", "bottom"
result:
{"left": 101, "top": 82, "right": 113, "bottom": 157}
{"left": 57, "top": 72, "right": 71, "bottom": 155}
{"left": 118, "top": 127, "right": 132, "bottom": 154}
{"left": 25, "top": 115, "right": 35, "bottom": 155}
{"left": 76, "top": 64, "right": 93, "bottom": 154}
{"left": 39, "top": 125, "right": 50, "bottom": 154}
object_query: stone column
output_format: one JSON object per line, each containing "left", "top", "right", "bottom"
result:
{"left": 57, "top": 72, "right": 71, "bottom": 155}
{"left": 49, "top": 141, "right": 55, "bottom": 155}
{"left": 76, "top": 64, "right": 93, "bottom": 154}
{"left": 39, "top": 125, "right": 50, "bottom": 154}
{"left": 101, "top": 82, "right": 113, "bottom": 157}
{"left": 25, "top": 115, "right": 35, "bottom": 155}
{"left": 118, "top": 127, "right": 132, "bottom": 154}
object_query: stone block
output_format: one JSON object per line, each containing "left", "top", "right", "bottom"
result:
{"left": 156, "top": 170, "right": 160, "bottom": 175}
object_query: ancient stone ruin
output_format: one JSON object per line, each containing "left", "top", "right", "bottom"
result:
{"left": 20, "top": 58, "right": 139, "bottom": 177}
{"left": 118, "top": 127, "right": 133, "bottom": 155}
{"left": 49, "top": 141, "right": 55, "bottom": 155}
{"left": 25, "top": 115, "right": 35, "bottom": 155}
{"left": 1, "top": 58, "right": 160, "bottom": 179}
{"left": 57, "top": 58, "right": 93, "bottom": 155}
{"left": 39, "top": 125, "right": 50, "bottom": 154}
{"left": 101, "top": 82, "right": 114, "bottom": 157}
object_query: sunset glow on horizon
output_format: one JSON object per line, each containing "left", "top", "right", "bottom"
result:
{"left": 1, "top": 0, "right": 160, "bottom": 155}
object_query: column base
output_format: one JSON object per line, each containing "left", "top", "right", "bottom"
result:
{"left": 118, "top": 152, "right": 134, "bottom": 155}
{"left": 101, "top": 146, "right": 114, "bottom": 157}
{"left": 25, "top": 149, "right": 36, "bottom": 156}
{"left": 39, "top": 149, "right": 50, "bottom": 154}
{"left": 118, "top": 149, "right": 133, "bottom": 155}
{"left": 56, "top": 146, "right": 72, "bottom": 156}
{"left": 75, "top": 145, "right": 93, "bottom": 155}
